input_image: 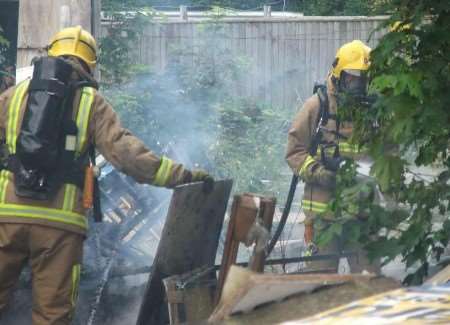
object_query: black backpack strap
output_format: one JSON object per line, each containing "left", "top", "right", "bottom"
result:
{"left": 316, "top": 85, "right": 329, "bottom": 126}
{"left": 309, "top": 84, "right": 329, "bottom": 156}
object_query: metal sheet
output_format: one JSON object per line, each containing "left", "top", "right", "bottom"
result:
{"left": 136, "top": 179, "right": 233, "bottom": 325}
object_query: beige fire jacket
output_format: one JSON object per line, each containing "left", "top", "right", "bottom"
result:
{"left": 286, "top": 77, "right": 367, "bottom": 224}
{"left": 0, "top": 71, "right": 15, "bottom": 94}
{"left": 0, "top": 81, "right": 190, "bottom": 235}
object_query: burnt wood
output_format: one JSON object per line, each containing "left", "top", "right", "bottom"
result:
{"left": 136, "top": 180, "right": 232, "bottom": 325}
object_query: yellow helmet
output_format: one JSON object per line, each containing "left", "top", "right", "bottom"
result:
{"left": 47, "top": 26, "right": 97, "bottom": 70}
{"left": 331, "top": 40, "right": 371, "bottom": 79}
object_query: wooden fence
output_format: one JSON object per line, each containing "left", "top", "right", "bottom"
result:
{"left": 124, "top": 16, "right": 387, "bottom": 110}
{"left": 16, "top": 0, "right": 100, "bottom": 68}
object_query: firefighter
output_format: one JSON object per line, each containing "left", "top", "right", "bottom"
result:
{"left": 286, "top": 40, "right": 380, "bottom": 273}
{"left": 0, "top": 26, "right": 213, "bottom": 324}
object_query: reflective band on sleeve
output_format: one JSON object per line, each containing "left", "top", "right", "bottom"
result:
{"left": 76, "top": 87, "right": 95, "bottom": 155}
{"left": 153, "top": 156, "right": 174, "bottom": 186}
{"left": 339, "top": 142, "right": 362, "bottom": 154}
{"left": 298, "top": 155, "right": 316, "bottom": 177}
{"left": 7, "top": 81, "right": 30, "bottom": 153}
{"left": 71, "top": 264, "right": 81, "bottom": 307}
{"left": 0, "top": 170, "right": 9, "bottom": 203}
{"left": 0, "top": 203, "right": 87, "bottom": 229}
{"left": 302, "top": 199, "right": 328, "bottom": 213}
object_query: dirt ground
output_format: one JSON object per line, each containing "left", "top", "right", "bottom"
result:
{"left": 220, "top": 276, "right": 400, "bottom": 324}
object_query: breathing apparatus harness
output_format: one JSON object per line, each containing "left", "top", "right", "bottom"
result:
{"left": 0, "top": 56, "right": 102, "bottom": 221}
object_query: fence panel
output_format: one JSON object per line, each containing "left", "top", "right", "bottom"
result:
{"left": 103, "top": 16, "right": 387, "bottom": 110}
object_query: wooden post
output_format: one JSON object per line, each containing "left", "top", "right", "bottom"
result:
{"left": 249, "top": 196, "right": 276, "bottom": 272}
{"left": 215, "top": 196, "right": 242, "bottom": 305}
{"left": 179, "top": 5, "right": 188, "bottom": 21}
{"left": 215, "top": 193, "right": 276, "bottom": 304}
{"left": 163, "top": 267, "right": 216, "bottom": 324}
{"left": 263, "top": 5, "right": 272, "bottom": 17}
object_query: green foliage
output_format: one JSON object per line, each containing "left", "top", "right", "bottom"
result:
{"left": 209, "top": 99, "right": 289, "bottom": 194}
{"left": 318, "top": 0, "right": 450, "bottom": 283}
{"left": 0, "top": 26, "right": 9, "bottom": 71}
{"left": 103, "top": 0, "right": 389, "bottom": 15}
{"left": 302, "top": 0, "right": 388, "bottom": 15}
{"left": 99, "top": 6, "right": 155, "bottom": 86}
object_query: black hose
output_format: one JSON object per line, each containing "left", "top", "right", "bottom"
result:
{"left": 267, "top": 174, "right": 299, "bottom": 255}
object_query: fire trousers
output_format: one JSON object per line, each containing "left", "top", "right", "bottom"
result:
{"left": 0, "top": 223, "right": 83, "bottom": 325}
{"left": 303, "top": 213, "right": 381, "bottom": 274}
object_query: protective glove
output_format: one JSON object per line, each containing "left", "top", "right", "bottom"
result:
{"left": 303, "top": 163, "right": 336, "bottom": 187}
{"left": 190, "top": 169, "right": 215, "bottom": 193}
{"left": 322, "top": 155, "right": 345, "bottom": 172}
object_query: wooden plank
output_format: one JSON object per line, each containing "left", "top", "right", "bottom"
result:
{"left": 276, "top": 21, "right": 284, "bottom": 109}
{"left": 154, "top": 22, "right": 162, "bottom": 71}
{"left": 216, "top": 194, "right": 276, "bottom": 303}
{"left": 297, "top": 21, "right": 306, "bottom": 103}
{"left": 305, "top": 21, "right": 313, "bottom": 94}
{"left": 17, "top": 0, "right": 92, "bottom": 68}
{"left": 328, "top": 21, "right": 335, "bottom": 76}
{"left": 425, "top": 265, "right": 450, "bottom": 285}
{"left": 271, "top": 22, "right": 279, "bottom": 109}
{"left": 136, "top": 180, "right": 233, "bottom": 325}
{"left": 91, "top": 0, "right": 101, "bottom": 41}
{"left": 158, "top": 24, "right": 166, "bottom": 71}
{"left": 250, "top": 22, "right": 258, "bottom": 101}
{"left": 243, "top": 22, "right": 251, "bottom": 99}
{"left": 18, "top": 0, "right": 91, "bottom": 48}
{"left": 165, "top": 23, "right": 175, "bottom": 70}
{"left": 256, "top": 20, "right": 266, "bottom": 103}
{"left": 209, "top": 265, "right": 374, "bottom": 322}
{"left": 248, "top": 196, "right": 276, "bottom": 272}
{"left": 237, "top": 22, "right": 246, "bottom": 98}
{"left": 147, "top": 25, "right": 155, "bottom": 70}
{"left": 333, "top": 21, "right": 340, "bottom": 65}
{"left": 349, "top": 20, "right": 356, "bottom": 42}
{"left": 284, "top": 22, "right": 297, "bottom": 108}
{"left": 263, "top": 22, "right": 272, "bottom": 106}
{"left": 215, "top": 196, "right": 242, "bottom": 305}
{"left": 229, "top": 22, "right": 238, "bottom": 97}
{"left": 280, "top": 22, "right": 287, "bottom": 110}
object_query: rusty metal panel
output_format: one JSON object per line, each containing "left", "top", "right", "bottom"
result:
{"left": 136, "top": 179, "right": 233, "bottom": 325}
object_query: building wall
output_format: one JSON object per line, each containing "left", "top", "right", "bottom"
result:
{"left": 17, "top": 0, "right": 100, "bottom": 68}
{"left": 126, "top": 17, "right": 386, "bottom": 109}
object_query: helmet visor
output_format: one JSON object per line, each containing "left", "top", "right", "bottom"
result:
{"left": 339, "top": 70, "right": 368, "bottom": 95}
